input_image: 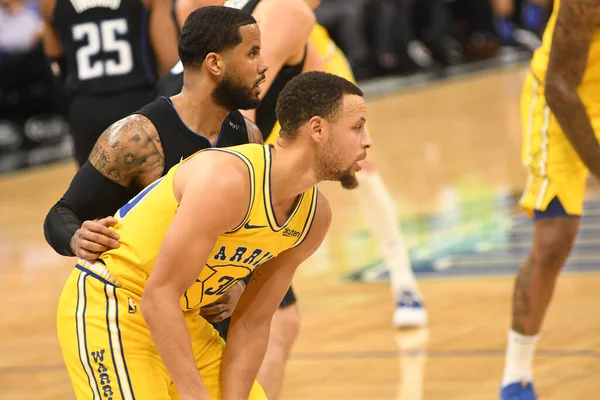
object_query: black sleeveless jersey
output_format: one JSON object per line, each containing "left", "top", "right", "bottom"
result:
{"left": 53, "top": 0, "right": 158, "bottom": 96}
{"left": 224, "top": 0, "right": 307, "bottom": 139}
{"left": 135, "top": 97, "right": 250, "bottom": 172}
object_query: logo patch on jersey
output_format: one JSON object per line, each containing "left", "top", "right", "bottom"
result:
{"left": 244, "top": 221, "right": 267, "bottom": 230}
{"left": 283, "top": 227, "right": 301, "bottom": 238}
{"left": 127, "top": 297, "right": 136, "bottom": 314}
{"left": 229, "top": 121, "right": 240, "bottom": 131}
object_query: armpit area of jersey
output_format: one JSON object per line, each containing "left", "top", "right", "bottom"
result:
{"left": 43, "top": 161, "right": 138, "bottom": 256}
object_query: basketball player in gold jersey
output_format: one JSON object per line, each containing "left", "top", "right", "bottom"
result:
{"left": 173, "top": 2, "right": 316, "bottom": 398}
{"left": 500, "top": 1, "right": 600, "bottom": 399}
{"left": 56, "top": 71, "right": 371, "bottom": 399}
{"left": 171, "top": 3, "right": 426, "bottom": 399}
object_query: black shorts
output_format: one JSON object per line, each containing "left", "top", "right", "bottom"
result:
{"left": 69, "top": 88, "right": 152, "bottom": 166}
{"left": 211, "top": 286, "right": 297, "bottom": 341}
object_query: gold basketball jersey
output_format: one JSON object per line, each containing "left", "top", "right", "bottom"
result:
{"left": 530, "top": 0, "right": 600, "bottom": 107}
{"left": 98, "top": 143, "right": 318, "bottom": 311}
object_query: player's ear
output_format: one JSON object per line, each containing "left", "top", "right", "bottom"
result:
{"left": 205, "top": 52, "right": 223, "bottom": 76}
{"left": 307, "top": 116, "right": 326, "bottom": 143}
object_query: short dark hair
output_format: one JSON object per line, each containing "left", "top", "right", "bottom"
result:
{"left": 178, "top": 6, "right": 256, "bottom": 70}
{"left": 276, "top": 72, "right": 364, "bottom": 139}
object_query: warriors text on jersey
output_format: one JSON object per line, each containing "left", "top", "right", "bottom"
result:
{"left": 99, "top": 143, "right": 318, "bottom": 310}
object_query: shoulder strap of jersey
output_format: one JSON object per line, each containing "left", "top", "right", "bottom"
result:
{"left": 200, "top": 147, "right": 258, "bottom": 232}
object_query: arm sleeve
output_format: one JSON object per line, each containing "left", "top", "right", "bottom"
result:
{"left": 43, "top": 161, "right": 138, "bottom": 256}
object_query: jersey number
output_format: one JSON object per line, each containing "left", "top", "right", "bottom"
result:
{"left": 72, "top": 18, "right": 133, "bottom": 80}
{"left": 204, "top": 276, "right": 239, "bottom": 296}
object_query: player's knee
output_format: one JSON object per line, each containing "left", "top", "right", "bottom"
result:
{"left": 531, "top": 217, "right": 579, "bottom": 271}
{"left": 272, "top": 304, "right": 301, "bottom": 346}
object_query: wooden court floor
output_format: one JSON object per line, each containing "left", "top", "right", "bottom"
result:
{"left": 1, "top": 65, "right": 599, "bottom": 399}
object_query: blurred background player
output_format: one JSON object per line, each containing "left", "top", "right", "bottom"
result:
{"left": 306, "top": 17, "right": 428, "bottom": 330}
{"left": 39, "top": 0, "right": 179, "bottom": 166}
{"left": 500, "top": 0, "right": 600, "bottom": 398}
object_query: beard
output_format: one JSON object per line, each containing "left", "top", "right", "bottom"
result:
{"left": 339, "top": 169, "right": 359, "bottom": 189}
{"left": 212, "top": 70, "right": 262, "bottom": 111}
{"left": 315, "top": 139, "right": 359, "bottom": 190}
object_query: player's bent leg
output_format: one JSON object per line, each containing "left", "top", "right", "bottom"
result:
{"left": 256, "top": 288, "right": 301, "bottom": 400}
{"left": 57, "top": 266, "right": 172, "bottom": 399}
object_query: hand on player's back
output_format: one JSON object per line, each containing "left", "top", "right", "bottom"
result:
{"left": 199, "top": 281, "right": 246, "bottom": 322}
{"left": 70, "top": 217, "right": 121, "bottom": 260}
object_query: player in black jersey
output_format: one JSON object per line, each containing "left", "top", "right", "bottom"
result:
{"left": 164, "top": 1, "right": 315, "bottom": 398}
{"left": 175, "top": 0, "right": 315, "bottom": 141}
{"left": 39, "top": 0, "right": 179, "bottom": 166}
{"left": 43, "top": 6, "right": 267, "bottom": 322}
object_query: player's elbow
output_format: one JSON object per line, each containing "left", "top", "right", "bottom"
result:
{"left": 544, "top": 76, "right": 578, "bottom": 110}
{"left": 140, "top": 285, "right": 168, "bottom": 323}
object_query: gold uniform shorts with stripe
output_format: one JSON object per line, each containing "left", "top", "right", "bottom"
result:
{"left": 519, "top": 71, "right": 599, "bottom": 217}
{"left": 56, "top": 265, "right": 267, "bottom": 400}
{"left": 264, "top": 24, "right": 356, "bottom": 145}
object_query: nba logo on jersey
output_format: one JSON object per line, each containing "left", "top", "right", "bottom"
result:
{"left": 128, "top": 297, "right": 136, "bottom": 313}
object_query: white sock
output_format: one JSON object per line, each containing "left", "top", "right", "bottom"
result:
{"left": 501, "top": 329, "right": 539, "bottom": 386}
{"left": 355, "top": 170, "right": 420, "bottom": 298}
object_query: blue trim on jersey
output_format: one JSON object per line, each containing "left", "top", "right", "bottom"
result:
{"left": 75, "top": 264, "right": 116, "bottom": 287}
{"left": 117, "top": 176, "right": 164, "bottom": 220}
{"left": 140, "top": 6, "right": 156, "bottom": 84}
{"left": 105, "top": 285, "right": 126, "bottom": 400}
{"left": 534, "top": 197, "right": 578, "bottom": 220}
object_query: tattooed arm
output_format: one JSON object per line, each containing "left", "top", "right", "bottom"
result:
{"left": 545, "top": 0, "right": 600, "bottom": 178}
{"left": 244, "top": 116, "right": 264, "bottom": 144}
{"left": 43, "top": 115, "right": 165, "bottom": 258}
{"left": 89, "top": 115, "right": 165, "bottom": 188}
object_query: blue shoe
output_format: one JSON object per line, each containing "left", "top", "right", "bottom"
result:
{"left": 393, "top": 290, "right": 428, "bottom": 328}
{"left": 500, "top": 381, "right": 538, "bottom": 400}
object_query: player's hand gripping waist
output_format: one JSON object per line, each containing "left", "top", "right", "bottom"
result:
{"left": 70, "top": 217, "right": 120, "bottom": 260}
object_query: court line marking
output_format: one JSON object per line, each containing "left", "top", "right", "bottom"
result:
{"left": 2, "top": 348, "right": 599, "bottom": 375}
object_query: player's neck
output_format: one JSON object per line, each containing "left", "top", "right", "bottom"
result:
{"left": 268, "top": 143, "right": 317, "bottom": 200}
{"left": 170, "top": 90, "right": 229, "bottom": 144}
